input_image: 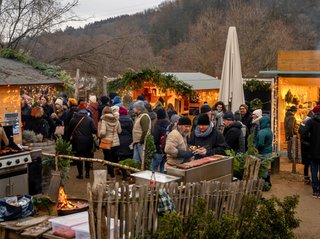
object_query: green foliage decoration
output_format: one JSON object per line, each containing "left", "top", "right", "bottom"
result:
{"left": 250, "top": 98, "right": 263, "bottom": 110}
{"left": 109, "top": 68, "right": 195, "bottom": 97}
{"left": 153, "top": 195, "right": 300, "bottom": 239}
{"left": 226, "top": 131, "right": 273, "bottom": 180}
{"left": 42, "top": 136, "right": 73, "bottom": 182}
{"left": 119, "top": 158, "right": 141, "bottom": 170}
{"left": 144, "top": 134, "right": 156, "bottom": 170}
{"left": 243, "top": 79, "right": 271, "bottom": 92}
{"left": 0, "top": 48, "right": 74, "bottom": 95}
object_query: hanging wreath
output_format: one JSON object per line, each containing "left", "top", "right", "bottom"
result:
{"left": 109, "top": 68, "right": 195, "bottom": 96}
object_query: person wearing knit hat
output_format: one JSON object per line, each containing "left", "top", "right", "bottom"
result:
{"left": 239, "top": 104, "right": 252, "bottom": 131}
{"left": 192, "top": 104, "right": 214, "bottom": 132}
{"left": 166, "top": 114, "right": 180, "bottom": 134}
{"left": 284, "top": 106, "right": 298, "bottom": 162}
{"left": 89, "top": 95, "right": 97, "bottom": 103}
{"left": 189, "top": 113, "right": 227, "bottom": 158}
{"left": 116, "top": 105, "right": 133, "bottom": 180}
{"left": 131, "top": 100, "right": 151, "bottom": 163}
{"left": 299, "top": 106, "right": 320, "bottom": 197}
{"left": 52, "top": 97, "right": 67, "bottom": 129}
{"left": 223, "top": 111, "right": 245, "bottom": 153}
{"left": 165, "top": 116, "right": 192, "bottom": 166}
{"left": 111, "top": 105, "right": 120, "bottom": 120}
{"left": 119, "top": 106, "right": 128, "bottom": 116}
{"left": 88, "top": 95, "right": 99, "bottom": 127}
{"left": 112, "top": 96, "right": 123, "bottom": 107}
{"left": 252, "top": 109, "right": 263, "bottom": 143}
{"left": 64, "top": 98, "right": 79, "bottom": 135}
{"left": 152, "top": 108, "right": 169, "bottom": 173}
{"left": 78, "top": 101, "right": 87, "bottom": 109}
{"left": 137, "top": 95, "right": 145, "bottom": 101}
{"left": 68, "top": 98, "right": 77, "bottom": 106}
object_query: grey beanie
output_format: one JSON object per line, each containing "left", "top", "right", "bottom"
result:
{"left": 170, "top": 114, "right": 181, "bottom": 124}
{"left": 133, "top": 100, "right": 145, "bottom": 111}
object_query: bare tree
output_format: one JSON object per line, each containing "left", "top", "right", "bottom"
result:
{"left": 0, "top": 0, "right": 78, "bottom": 49}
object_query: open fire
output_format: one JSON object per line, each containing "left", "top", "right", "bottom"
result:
{"left": 57, "top": 186, "right": 76, "bottom": 209}
{"left": 56, "top": 186, "right": 89, "bottom": 216}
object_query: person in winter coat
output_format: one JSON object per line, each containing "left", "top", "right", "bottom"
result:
{"left": 21, "top": 97, "right": 32, "bottom": 129}
{"left": 116, "top": 107, "right": 133, "bottom": 158}
{"left": 255, "top": 116, "right": 273, "bottom": 156}
{"left": 251, "top": 109, "right": 263, "bottom": 144}
{"left": 239, "top": 104, "right": 252, "bottom": 132}
{"left": 300, "top": 105, "right": 320, "bottom": 198}
{"left": 40, "top": 95, "right": 54, "bottom": 117}
{"left": 67, "top": 107, "right": 97, "bottom": 179}
{"left": 25, "top": 106, "right": 50, "bottom": 139}
{"left": 64, "top": 98, "right": 78, "bottom": 136}
{"left": 131, "top": 101, "right": 151, "bottom": 163}
{"left": 145, "top": 103, "right": 156, "bottom": 131}
{"left": 152, "top": 108, "right": 169, "bottom": 173}
{"left": 189, "top": 114, "right": 227, "bottom": 158}
{"left": 284, "top": 106, "right": 298, "bottom": 162}
{"left": 298, "top": 111, "right": 314, "bottom": 184}
{"left": 234, "top": 111, "right": 249, "bottom": 151}
{"left": 223, "top": 112, "right": 245, "bottom": 153}
{"left": 99, "top": 106, "right": 122, "bottom": 179}
{"left": 213, "top": 101, "right": 226, "bottom": 133}
{"left": 98, "top": 96, "right": 111, "bottom": 119}
{"left": 165, "top": 117, "right": 193, "bottom": 166}
{"left": 87, "top": 95, "right": 99, "bottom": 128}
{"left": 116, "top": 106, "right": 133, "bottom": 180}
{"left": 51, "top": 98, "right": 67, "bottom": 128}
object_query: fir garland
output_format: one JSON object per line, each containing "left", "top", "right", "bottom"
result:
{"left": 109, "top": 68, "right": 195, "bottom": 96}
{"left": 243, "top": 79, "right": 271, "bottom": 92}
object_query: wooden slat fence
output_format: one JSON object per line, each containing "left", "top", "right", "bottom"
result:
{"left": 87, "top": 179, "right": 264, "bottom": 239}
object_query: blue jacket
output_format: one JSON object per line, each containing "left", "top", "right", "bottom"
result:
{"left": 255, "top": 116, "right": 273, "bottom": 155}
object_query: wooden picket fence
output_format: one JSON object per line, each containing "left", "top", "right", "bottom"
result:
{"left": 87, "top": 179, "right": 265, "bottom": 239}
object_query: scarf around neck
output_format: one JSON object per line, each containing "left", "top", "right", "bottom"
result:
{"left": 195, "top": 122, "right": 214, "bottom": 138}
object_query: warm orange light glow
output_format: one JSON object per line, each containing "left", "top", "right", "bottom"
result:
{"left": 57, "top": 187, "right": 76, "bottom": 209}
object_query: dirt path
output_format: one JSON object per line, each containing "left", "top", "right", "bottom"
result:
{"left": 63, "top": 154, "right": 319, "bottom": 238}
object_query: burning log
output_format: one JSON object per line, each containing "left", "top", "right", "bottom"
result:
{"left": 57, "top": 186, "right": 89, "bottom": 216}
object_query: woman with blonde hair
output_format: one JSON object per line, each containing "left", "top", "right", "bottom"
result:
{"left": 99, "top": 106, "right": 122, "bottom": 179}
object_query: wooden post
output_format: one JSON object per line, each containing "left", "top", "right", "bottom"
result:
{"left": 74, "top": 69, "right": 80, "bottom": 100}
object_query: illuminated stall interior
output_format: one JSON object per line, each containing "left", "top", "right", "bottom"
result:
{"left": 132, "top": 72, "right": 220, "bottom": 115}
{"left": 260, "top": 50, "right": 320, "bottom": 151}
{"left": 0, "top": 57, "right": 62, "bottom": 144}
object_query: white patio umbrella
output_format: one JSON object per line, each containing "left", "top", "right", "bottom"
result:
{"left": 218, "top": 26, "right": 245, "bottom": 112}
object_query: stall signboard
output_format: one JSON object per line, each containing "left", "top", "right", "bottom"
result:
{"left": 5, "top": 113, "right": 20, "bottom": 135}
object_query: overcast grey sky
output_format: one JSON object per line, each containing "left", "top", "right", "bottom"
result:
{"left": 65, "top": 0, "right": 167, "bottom": 28}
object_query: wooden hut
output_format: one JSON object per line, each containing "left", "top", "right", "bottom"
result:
{"left": 0, "top": 57, "right": 63, "bottom": 144}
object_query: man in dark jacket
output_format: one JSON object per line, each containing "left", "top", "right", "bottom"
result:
{"left": 192, "top": 104, "right": 214, "bottom": 132}
{"left": 189, "top": 114, "right": 227, "bottom": 158}
{"left": 239, "top": 104, "right": 252, "bottom": 132}
{"left": 152, "top": 108, "right": 169, "bottom": 173}
{"left": 284, "top": 106, "right": 298, "bottom": 162}
{"left": 300, "top": 105, "right": 320, "bottom": 197}
{"left": 98, "top": 96, "right": 111, "bottom": 119}
{"left": 66, "top": 107, "right": 97, "bottom": 179}
{"left": 223, "top": 112, "right": 245, "bottom": 153}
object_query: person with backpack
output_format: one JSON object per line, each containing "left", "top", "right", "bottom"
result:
{"left": 300, "top": 105, "right": 320, "bottom": 198}
{"left": 152, "top": 108, "right": 169, "bottom": 173}
{"left": 189, "top": 114, "right": 227, "bottom": 158}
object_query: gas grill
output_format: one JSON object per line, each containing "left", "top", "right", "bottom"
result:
{"left": 0, "top": 125, "right": 33, "bottom": 197}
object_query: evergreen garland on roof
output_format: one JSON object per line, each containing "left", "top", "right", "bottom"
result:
{"left": 109, "top": 68, "right": 195, "bottom": 96}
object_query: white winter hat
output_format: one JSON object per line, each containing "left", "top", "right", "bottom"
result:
{"left": 252, "top": 109, "right": 262, "bottom": 118}
{"left": 89, "top": 95, "right": 97, "bottom": 103}
{"left": 111, "top": 105, "right": 119, "bottom": 113}
{"left": 55, "top": 98, "right": 63, "bottom": 107}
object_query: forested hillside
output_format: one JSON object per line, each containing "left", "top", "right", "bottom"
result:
{"left": 27, "top": 0, "right": 320, "bottom": 80}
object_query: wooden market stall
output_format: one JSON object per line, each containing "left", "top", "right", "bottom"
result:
{"left": 0, "top": 57, "right": 63, "bottom": 144}
{"left": 260, "top": 50, "right": 320, "bottom": 152}
{"left": 132, "top": 72, "right": 220, "bottom": 115}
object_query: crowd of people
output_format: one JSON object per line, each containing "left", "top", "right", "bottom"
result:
{"left": 20, "top": 93, "right": 274, "bottom": 182}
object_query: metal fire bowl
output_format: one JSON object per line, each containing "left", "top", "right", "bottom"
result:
{"left": 57, "top": 198, "right": 89, "bottom": 216}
